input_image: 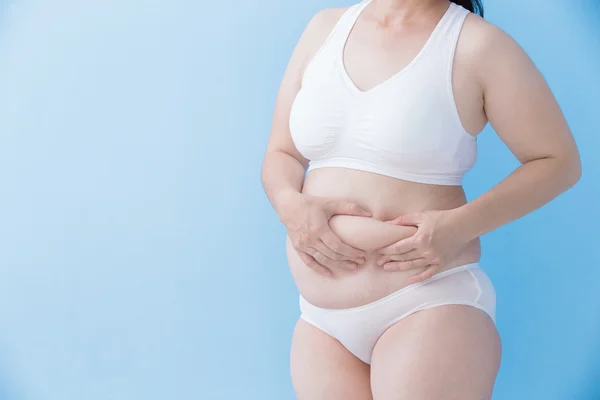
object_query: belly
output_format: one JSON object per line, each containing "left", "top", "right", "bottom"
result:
{"left": 287, "top": 167, "right": 481, "bottom": 309}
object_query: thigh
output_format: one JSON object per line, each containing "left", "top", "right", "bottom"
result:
{"left": 370, "top": 305, "right": 502, "bottom": 400}
{"left": 290, "top": 318, "right": 373, "bottom": 400}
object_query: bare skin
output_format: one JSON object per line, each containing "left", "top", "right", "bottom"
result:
{"left": 287, "top": 171, "right": 481, "bottom": 309}
{"left": 261, "top": 0, "right": 581, "bottom": 398}
{"left": 290, "top": 319, "right": 372, "bottom": 399}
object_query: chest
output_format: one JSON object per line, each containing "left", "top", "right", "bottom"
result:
{"left": 342, "top": 22, "right": 437, "bottom": 93}
{"left": 289, "top": 62, "right": 456, "bottom": 160}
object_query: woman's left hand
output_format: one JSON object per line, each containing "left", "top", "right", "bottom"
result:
{"left": 375, "top": 209, "right": 468, "bottom": 285}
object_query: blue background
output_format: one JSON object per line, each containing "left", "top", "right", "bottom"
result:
{"left": 0, "top": 0, "right": 597, "bottom": 399}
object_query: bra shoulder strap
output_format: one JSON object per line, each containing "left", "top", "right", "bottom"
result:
{"left": 308, "top": 0, "right": 370, "bottom": 62}
{"left": 423, "top": 3, "right": 471, "bottom": 78}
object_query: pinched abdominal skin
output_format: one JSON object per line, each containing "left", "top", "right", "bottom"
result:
{"left": 286, "top": 215, "right": 423, "bottom": 309}
{"left": 327, "top": 214, "right": 417, "bottom": 252}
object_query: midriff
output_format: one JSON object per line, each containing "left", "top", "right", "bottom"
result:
{"left": 287, "top": 167, "right": 481, "bottom": 309}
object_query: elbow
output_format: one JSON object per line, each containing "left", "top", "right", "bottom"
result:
{"left": 260, "top": 153, "right": 270, "bottom": 190}
{"left": 570, "top": 163, "right": 582, "bottom": 188}
{"left": 260, "top": 156, "right": 271, "bottom": 190}
{"left": 563, "top": 154, "right": 582, "bottom": 189}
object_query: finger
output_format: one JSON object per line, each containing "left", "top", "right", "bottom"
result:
{"left": 324, "top": 200, "right": 372, "bottom": 218}
{"left": 405, "top": 265, "right": 439, "bottom": 285}
{"left": 377, "top": 236, "right": 418, "bottom": 256}
{"left": 315, "top": 240, "right": 362, "bottom": 270}
{"left": 388, "top": 212, "right": 422, "bottom": 227}
{"left": 382, "top": 258, "right": 429, "bottom": 271}
{"left": 320, "top": 230, "right": 367, "bottom": 260}
{"left": 376, "top": 249, "right": 421, "bottom": 266}
{"left": 305, "top": 246, "right": 358, "bottom": 271}
{"left": 297, "top": 250, "right": 333, "bottom": 277}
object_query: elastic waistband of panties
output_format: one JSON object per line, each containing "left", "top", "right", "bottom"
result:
{"left": 299, "top": 262, "right": 481, "bottom": 314}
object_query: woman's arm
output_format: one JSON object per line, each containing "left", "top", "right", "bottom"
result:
{"left": 449, "top": 21, "right": 582, "bottom": 242}
{"left": 260, "top": 9, "right": 315, "bottom": 221}
{"left": 376, "top": 18, "right": 581, "bottom": 283}
{"left": 261, "top": 7, "right": 371, "bottom": 275}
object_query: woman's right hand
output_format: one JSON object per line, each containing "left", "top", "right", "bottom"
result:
{"left": 282, "top": 194, "right": 372, "bottom": 277}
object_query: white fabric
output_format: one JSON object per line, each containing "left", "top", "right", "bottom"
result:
{"left": 299, "top": 263, "right": 496, "bottom": 364}
{"left": 289, "top": 0, "right": 476, "bottom": 185}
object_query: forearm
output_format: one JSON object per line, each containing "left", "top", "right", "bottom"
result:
{"left": 450, "top": 156, "right": 581, "bottom": 242}
{"left": 261, "top": 150, "right": 307, "bottom": 224}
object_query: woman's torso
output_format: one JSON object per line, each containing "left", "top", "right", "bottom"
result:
{"left": 287, "top": 0, "right": 489, "bottom": 309}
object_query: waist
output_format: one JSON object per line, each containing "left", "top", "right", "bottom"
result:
{"left": 289, "top": 167, "right": 481, "bottom": 309}
{"left": 287, "top": 233, "right": 481, "bottom": 309}
{"left": 302, "top": 166, "right": 470, "bottom": 219}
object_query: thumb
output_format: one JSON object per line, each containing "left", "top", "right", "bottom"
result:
{"left": 387, "top": 212, "right": 422, "bottom": 226}
{"left": 325, "top": 199, "right": 372, "bottom": 218}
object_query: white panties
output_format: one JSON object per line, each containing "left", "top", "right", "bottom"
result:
{"left": 299, "top": 263, "right": 496, "bottom": 364}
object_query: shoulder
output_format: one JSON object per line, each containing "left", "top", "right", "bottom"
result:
{"left": 299, "top": 6, "right": 350, "bottom": 55}
{"left": 306, "top": 6, "right": 351, "bottom": 36}
{"left": 460, "top": 12, "right": 516, "bottom": 56}
{"left": 291, "top": 6, "right": 351, "bottom": 76}
{"left": 281, "top": 5, "right": 351, "bottom": 86}
{"left": 459, "top": 13, "right": 535, "bottom": 89}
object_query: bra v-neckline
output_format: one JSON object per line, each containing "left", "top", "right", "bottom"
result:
{"left": 339, "top": 0, "right": 455, "bottom": 95}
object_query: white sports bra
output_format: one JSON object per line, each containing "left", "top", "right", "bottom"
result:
{"left": 289, "top": 0, "right": 477, "bottom": 186}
